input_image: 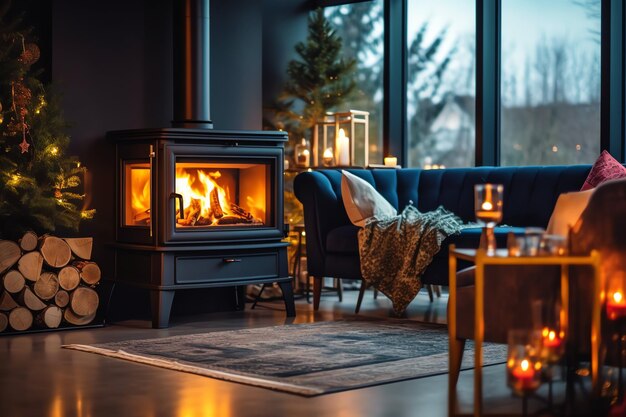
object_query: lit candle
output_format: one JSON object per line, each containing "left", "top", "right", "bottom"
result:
{"left": 542, "top": 328, "right": 562, "bottom": 348}
{"left": 322, "top": 147, "right": 334, "bottom": 166}
{"left": 481, "top": 201, "right": 493, "bottom": 211}
{"left": 607, "top": 291, "right": 626, "bottom": 320}
{"left": 540, "top": 327, "right": 564, "bottom": 364}
{"left": 301, "top": 149, "right": 310, "bottom": 167}
{"left": 384, "top": 156, "right": 397, "bottom": 167}
{"left": 336, "top": 128, "right": 350, "bottom": 166}
{"left": 510, "top": 359, "right": 540, "bottom": 392}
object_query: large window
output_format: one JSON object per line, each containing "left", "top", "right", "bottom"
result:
{"left": 325, "top": 1, "right": 384, "bottom": 165}
{"left": 406, "top": 0, "right": 476, "bottom": 168}
{"left": 500, "top": 0, "right": 601, "bottom": 166}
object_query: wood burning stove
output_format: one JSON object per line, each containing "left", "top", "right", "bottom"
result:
{"left": 108, "top": 128, "right": 295, "bottom": 328}
{"left": 107, "top": 0, "right": 294, "bottom": 328}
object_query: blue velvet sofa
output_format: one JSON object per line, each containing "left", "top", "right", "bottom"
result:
{"left": 294, "top": 166, "right": 592, "bottom": 310}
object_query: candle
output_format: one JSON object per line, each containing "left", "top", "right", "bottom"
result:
{"left": 336, "top": 128, "right": 350, "bottom": 166}
{"left": 510, "top": 359, "right": 540, "bottom": 393}
{"left": 384, "top": 156, "right": 397, "bottom": 167}
{"left": 607, "top": 291, "right": 626, "bottom": 320}
{"left": 542, "top": 329, "right": 561, "bottom": 348}
{"left": 322, "top": 148, "right": 334, "bottom": 167}
{"left": 540, "top": 327, "right": 564, "bottom": 363}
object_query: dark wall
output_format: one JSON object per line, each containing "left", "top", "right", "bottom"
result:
{"left": 44, "top": 0, "right": 308, "bottom": 319}
{"left": 211, "top": 0, "right": 262, "bottom": 129}
{"left": 262, "top": 1, "right": 309, "bottom": 109}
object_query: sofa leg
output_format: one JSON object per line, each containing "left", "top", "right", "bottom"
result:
{"left": 336, "top": 278, "right": 343, "bottom": 302}
{"left": 355, "top": 280, "right": 367, "bottom": 314}
{"left": 313, "top": 276, "right": 322, "bottom": 311}
{"left": 435, "top": 285, "right": 442, "bottom": 298}
{"left": 426, "top": 284, "right": 434, "bottom": 302}
{"left": 449, "top": 337, "right": 466, "bottom": 386}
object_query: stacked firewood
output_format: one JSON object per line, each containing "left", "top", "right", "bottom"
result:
{"left": 0, "top": 233, "right": 100, "bottom": 332}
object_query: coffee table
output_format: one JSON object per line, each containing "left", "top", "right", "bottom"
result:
{"left": 447, "top": 246, "right": 602, "bottom": 416}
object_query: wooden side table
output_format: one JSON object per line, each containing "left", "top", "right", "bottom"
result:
{"left": 447, "top": 246, "right": 602, "bottom": 417}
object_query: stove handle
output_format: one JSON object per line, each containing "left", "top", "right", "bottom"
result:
{"left": 170, "top": 193, "right": 185, "bottom": 219}
{"left": 223, "top": 258, "right": 242, "bottom": 263}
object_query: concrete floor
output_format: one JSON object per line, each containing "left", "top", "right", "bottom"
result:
{"left": 0, "top": 287, "right": 569, "bottom": 417}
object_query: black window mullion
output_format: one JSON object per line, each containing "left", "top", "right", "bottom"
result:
{"left": 476, "top": 0, "right": 500, "bottom": 166}
{"left": 601, "top": 0, "right": 625, "bottom": 161}
{"left": 384, "top": 0, "right": 407, "bottom": 165}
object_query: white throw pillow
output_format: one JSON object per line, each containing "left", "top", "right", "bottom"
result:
{"left": 546, "top": 189, "right": 594, "bottom": 237}
{"left": 341, "top": 170, "right": 397, "bottom": 227}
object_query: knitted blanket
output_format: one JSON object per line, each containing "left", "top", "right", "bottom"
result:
{"left": 357, "top": 205, "right": 467, "bottom": 315}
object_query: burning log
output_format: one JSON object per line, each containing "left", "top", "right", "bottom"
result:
{"left": 210, "top": 188, "right": 224, "bottom": 219}
{"left": 217, "top": 215, "right": 253, "bottom": 225}
{"left": 134, "top": 209, "right": 151, "bottom": 224}
{"left": 178, "top": 198, "right": 202, "bottom": 226}
{"left": 230, "top": 203, "right": 254, "bottom": 221}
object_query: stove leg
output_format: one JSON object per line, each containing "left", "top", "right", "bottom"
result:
{"left": 278, "top": 281, "right": 296, "bottom": 317}
{"left": 151, "top": 290, "right": 175, "bottom": 328}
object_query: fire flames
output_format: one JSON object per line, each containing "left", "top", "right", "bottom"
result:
{"left": 128, "top": 165, "right": 264, "bottom": 227}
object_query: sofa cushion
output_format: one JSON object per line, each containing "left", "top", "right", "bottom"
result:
{"left": 546, "top": 189, "right": 594, "bottom": 237}
{"left": 581, "top": 150, "right": 626, "bottom": 191}
{"left": 341, "top": 170, "right": 397, "bottom": 227}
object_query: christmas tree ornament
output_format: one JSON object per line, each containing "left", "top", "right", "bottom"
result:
{"left": 18, "top": 43, "right": 40, "bottom": 66}
{"left": 18, "top": 138, "right": 30, "bottom": 154}
{"left": 13, "top": 82, "right": 32, "bottom": 107}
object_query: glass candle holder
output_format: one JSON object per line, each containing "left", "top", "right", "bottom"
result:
{"left": 507, "top": 329, "right": 542, "bottom": 396}
{"left": 474, "top": 184, "right": 504, "bottom": 256}
{"left": 607, "top": 271, "right": 626, "bottom": 321}
{"left": 539, "top": 234, "right": 568, "bottom": 256}
{"left": 531, "top": 299, "right": 565, "bottom": 365}
{"left": 295, "top": 138, "right": 311, "bottom": 168}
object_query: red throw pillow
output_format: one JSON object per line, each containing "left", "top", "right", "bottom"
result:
{"left": 581, "top": 150, "right": 626, "bottom": 191}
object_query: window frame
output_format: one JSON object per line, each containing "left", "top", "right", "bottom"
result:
{"left": 317, "top": 0, "right": 626, "bottom": 166}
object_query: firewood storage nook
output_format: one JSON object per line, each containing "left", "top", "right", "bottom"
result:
{"left": 108, "top": 128, "right": 295, "bottom": 328}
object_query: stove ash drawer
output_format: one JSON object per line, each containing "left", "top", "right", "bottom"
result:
{"left": 175, "top": 253, "right": 279, "bottom": 284}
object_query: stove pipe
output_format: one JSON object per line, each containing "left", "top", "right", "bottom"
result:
{"left": 172, "top": 0, "right": 213, "bottom": 128}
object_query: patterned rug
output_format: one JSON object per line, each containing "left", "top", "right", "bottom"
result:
{"left": 63, "top": 319, "right": 506, "bottom": 396}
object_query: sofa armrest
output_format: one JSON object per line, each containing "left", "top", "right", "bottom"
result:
{"left": 294, "top": 170, "right": 352, "bottom": 277}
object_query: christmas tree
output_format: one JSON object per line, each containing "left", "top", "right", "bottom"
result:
{"left": 266, "top": 8, "right": 357, "bottom": 158}
{"left": 0, "top": 2, "right": 94, "bottom": 237}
